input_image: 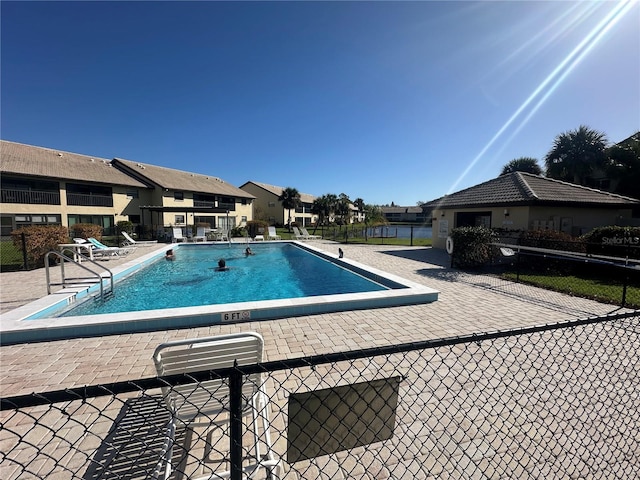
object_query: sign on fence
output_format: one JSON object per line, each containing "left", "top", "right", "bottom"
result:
{"left": 286, "top": 376, "right": 401, "bottom": 463}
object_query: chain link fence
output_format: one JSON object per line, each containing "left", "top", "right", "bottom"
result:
{"left": 448, "top": 239, "right": 640, "bottom": 310}
{"left": 0, "top": 233, "right": 29, "bottom": 271}
{"left": 1, "top": 311, "right": 638, "bottom": 479}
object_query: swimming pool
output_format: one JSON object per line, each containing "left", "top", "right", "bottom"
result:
{"left": 59, "top": 243, "right": 387, "bottom": 316}
{"left": 0, "top": 242, "right": 439, "bottom": 345}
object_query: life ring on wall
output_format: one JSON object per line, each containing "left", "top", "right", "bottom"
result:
{"left": 446, "top": 236, "right": 454, "bottom": 254}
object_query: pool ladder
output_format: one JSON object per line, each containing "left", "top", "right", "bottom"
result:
{"left": 45, "top": 250, "right": 114, "bottom": 302}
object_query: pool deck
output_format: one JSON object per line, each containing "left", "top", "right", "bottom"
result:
{"left": 0, "top": 240, "right": 626, "bottom": 397}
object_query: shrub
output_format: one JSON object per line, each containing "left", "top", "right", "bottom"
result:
{"left": 581, "top": 226, "right": 640, "bottom": 259}
{"left": 117, "top": 220, "right": 134, "bottom": 234}
{"left": 450, "top": 226, "right": 497, "bottom": 268}
{"left": 70, "top": 223, "right": 103, "bottom": 241}
{"left": 230, "top": 225, "right": 247, "bottom": 237}
{"left": 11, "top": 225, "right": 69, "bottom": 268}
{"left": 246, "top": 220, "right": 268, "bottom": 238}
{"left": 519, "top": 229, "right": 585, "bottom": 253}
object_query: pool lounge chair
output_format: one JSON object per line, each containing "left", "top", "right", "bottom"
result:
{"left": 301, "top": 227, "right": 322, "bottom": 240}
{"left": 87, "top": 237, "right": 133, "bottom": 257}
{"left": 153, "top": 332, "right": 280, "bottom": 480}
{"left": 291, "top": 226, "right": 308, "bottom": 240}
{"left": 122, "top": 231, "right": 157, "bottom": 246}
{"left": 172, "top": 228, "right": 186, "bottom": 243}
{"left": 193, "top": 227, "right": 206, "bottom": 242}
{"left": 267, "top": 226, "right": 281, "bottom": 240}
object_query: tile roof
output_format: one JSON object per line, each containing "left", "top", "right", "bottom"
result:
{"left": 111, "top": 158, "right": 254, "bottom": 198}
{"left": 240, "top": 181, "right": 316, "bottom": 204}
{"left": 0, "top": 140, "right": 147, "bottom": 187}
{"left": 427, "top": 172, "right": 640, "bottom": 208}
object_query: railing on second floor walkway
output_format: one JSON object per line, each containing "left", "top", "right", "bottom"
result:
{"left": 1, "top": 188, "right": 61, "bottom": 205}
{"left": 66, "top": 193, "right": 114, "bottom": 207}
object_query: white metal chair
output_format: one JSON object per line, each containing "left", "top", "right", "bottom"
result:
{"left": 266, "top": 227, "right": 281, "bottom": 241}
{"left": 193, "top": 227, "right": 207, "bottom": 242}
{"left": 122, "top": 231, "right": 157, "bottom": 246}
{"left": 172, "top": 228, "right": 186, "bottom": 243}
{"left": 153, "top": 332, "right": 280, "bottom": 480}
{"left": 300, "top": 227, "right": 321, "bottom": 240}
{"left": 291, "top": 226, "right": 308, "bottom": 240}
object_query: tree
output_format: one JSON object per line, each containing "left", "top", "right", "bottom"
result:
{"left": 312, "top": 194, "right": 337, "bottom": 227}
{"left": 606, "top": 132, "right": 640, "bottom": 198}
{"left": 363, "top": 204, "right": 386, "bottom": 226}
{"left": 500, "top": 157, "right": 542, "bottom": 176}
{"left": 545, "top": 125, "right": 608, "bottom": 186}
{"left": 336, "top": 193, "right": 351, "bottom": 224}
{"left": 278, "top": 187, "right": 301, "bottom": 232}
{"left": 353, "top": 197, "right": 365, "bottom": 222}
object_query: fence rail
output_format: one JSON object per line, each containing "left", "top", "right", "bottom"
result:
{"left": 1, "top": 310, "right": 638, "bottom": 479}
{"left": 450, "top": 240, "right": 640, "bottom": 310}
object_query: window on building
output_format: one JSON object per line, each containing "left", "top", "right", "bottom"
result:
{"left": 68, "top": 215, "right": 115, "bottom": 235}
{"left": 126, "top": 190, "right": 139, "bottom": 199}
{"left": 128, "top": 215, "right": 141, "bottom": 223}
{"left": 194, "top": 216, "right": 216, "bottom": 228}
{"left": 174, "top": 192, "right": 184, "bottom": 201}
{"left": 174, "top": 215, "right": 185, "bottom": 224}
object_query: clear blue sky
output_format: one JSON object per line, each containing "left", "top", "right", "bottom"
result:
{"left": 2, "top": 1, "right": 638, "bottom": 206}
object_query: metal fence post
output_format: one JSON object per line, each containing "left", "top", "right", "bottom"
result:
{"left": 229, "top": 365, "right": 243, "bottom": 480}
{"left": 21, "top": 232, "right": 28, "bottom": 270}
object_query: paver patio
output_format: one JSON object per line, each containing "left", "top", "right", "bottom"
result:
{"left": 0, "top": 240, "right": 623, "bottom": 397}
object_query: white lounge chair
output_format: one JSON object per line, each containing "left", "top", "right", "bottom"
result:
{"left": 300, "top": 227, "right": 321, "bottom": 240}
{"left": 153, "top": 332, "right": 280, "bottom": 480}
{"left": 122, "top": 231, "right": 157, "bottom": 246}
{"left": 291, "top": 226, "right": 308, "bottom": 240}
{"left": 193, "top": 227, "right": 206, "bottom": 242}
{"left": 172, "top": 228, "right": 186, "bottom": 243}
{"left": 87, "top": 237, "right": 133, "bottom": 257}
{"left": 267, "top": 226, "right": 281, "bottom": 241}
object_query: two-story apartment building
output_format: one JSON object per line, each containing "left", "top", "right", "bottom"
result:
{"left": 1, "top": 141, "right": 255, "bottom": 237}
{"left": 380, "top": 206, "right": 428, "bottom": 223}
{"left": 0, "top": 141, "right": 149, "bottom": 236}
{"left": 239, "top": 181, "right": 318, "bottom": 227}
{"left": 111, "top": 158, "right": 254, "bottom": 234}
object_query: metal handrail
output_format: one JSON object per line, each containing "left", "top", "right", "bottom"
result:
{"left": 45, "top": 250, "right": 114, "bottom": 301}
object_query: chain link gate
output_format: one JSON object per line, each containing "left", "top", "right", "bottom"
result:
{"left": 1, "top": 311, "right": 638, "bottom": 479}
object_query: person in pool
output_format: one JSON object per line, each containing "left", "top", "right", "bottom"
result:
{"left": 215, "top": 258, "right": 229, "bottom": 271}
{"left": 165, "top": 249, "right": 175, "bottom": 261}
{"left": 245, "top": 247, "right": 255, "bottom": 256}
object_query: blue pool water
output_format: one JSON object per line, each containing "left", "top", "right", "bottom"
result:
{"left": 59, "top": 243, "right": 387, "bottom": 317}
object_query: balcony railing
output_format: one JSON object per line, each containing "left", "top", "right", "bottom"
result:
{"left": 192, "top": 200, "right": 235, "bottom": 211}
{"left": 1, "top": 189, "right": 61, "bottom": 205}
{"left": 66, "top": 193, "right": 113, "bottom": 207}
{"left": 193, "top": 200, "right": 216, "bottom": 208}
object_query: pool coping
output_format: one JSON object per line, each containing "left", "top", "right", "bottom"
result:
{"left": 0, "top": 241, "right": 439, "bottom": 345}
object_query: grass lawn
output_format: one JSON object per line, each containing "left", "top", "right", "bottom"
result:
{"left": 502, "top": 272, "right": 639, "bottom": 309}
{"left": 0, "top": 240, "right": 24, "bottom": 271}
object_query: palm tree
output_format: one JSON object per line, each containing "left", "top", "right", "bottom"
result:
{"left": 353, "top": 197, "right": 365, "bottom": 223}
{"left": 336, "top": 193, "right": 351, "bottom": 224}
{"left": 606, "top": 131, "right": 640, "bottom": 198}
{"left": 545, "top": 125, "right": 608, "bottom": 186}
{"left": 278, "top": 187, "right": 301, "bottom": 232}
{"left": 500, "top": 157, "right": 542, "bottom": 176}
